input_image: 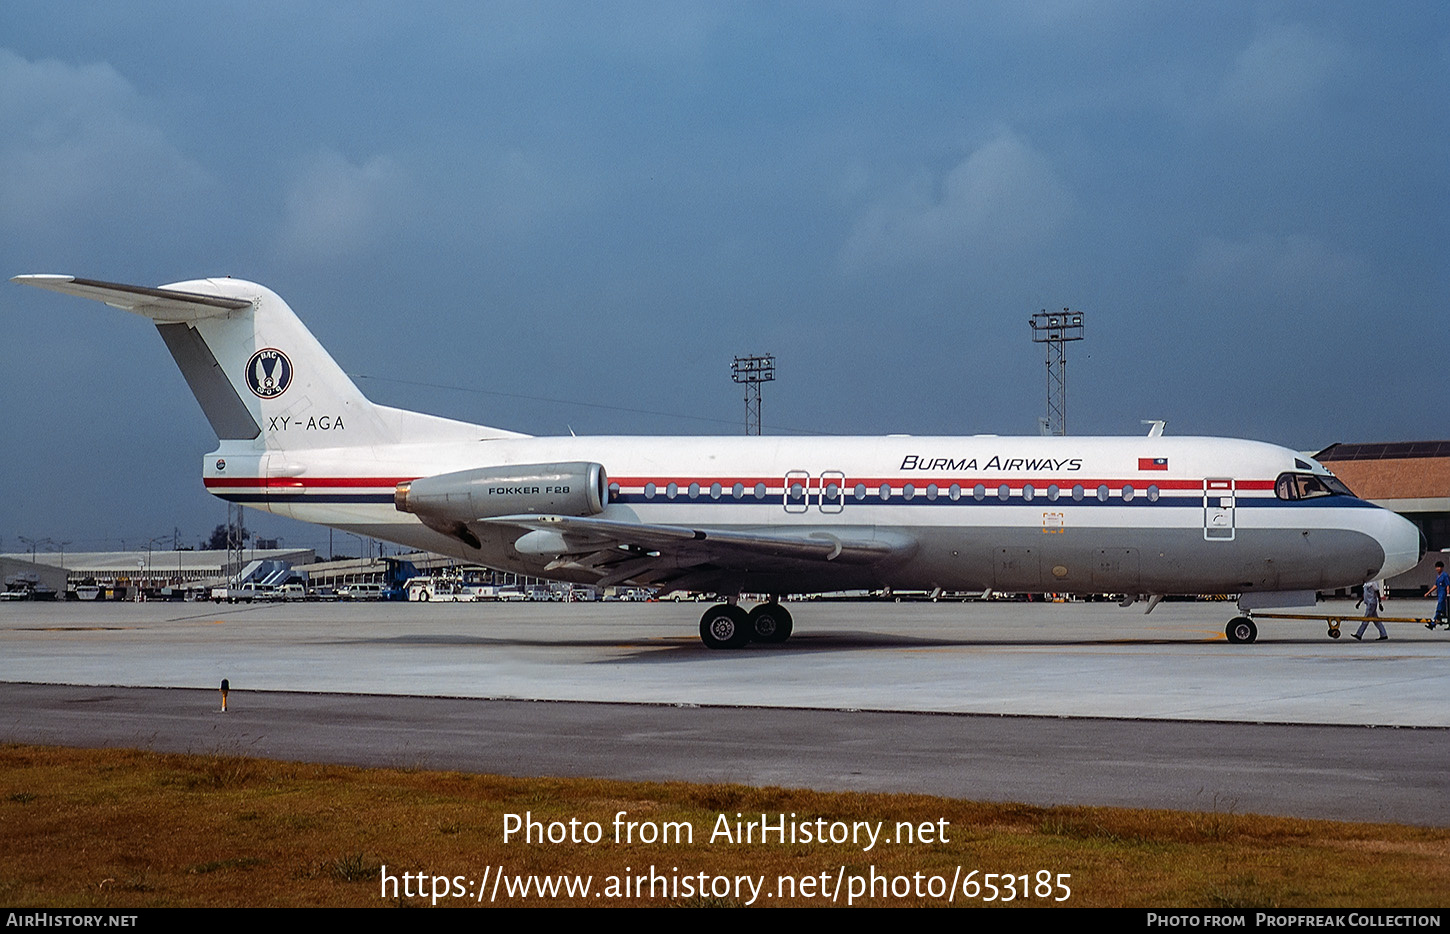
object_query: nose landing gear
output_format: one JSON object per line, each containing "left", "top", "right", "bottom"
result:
{"left": 1225, "top": 616, "right": 1258, "bottom": 644}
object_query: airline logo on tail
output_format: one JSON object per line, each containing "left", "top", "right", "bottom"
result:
{"left": 246, "top": 348, "right": 293, "bottom": 399}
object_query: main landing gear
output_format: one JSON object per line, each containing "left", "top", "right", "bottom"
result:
{"left": 698, "top": 601, "right": 794, "bottom": 650}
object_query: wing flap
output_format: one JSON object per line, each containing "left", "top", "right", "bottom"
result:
{"left": 479, "top": 513, "right": 914, "bottom": 570}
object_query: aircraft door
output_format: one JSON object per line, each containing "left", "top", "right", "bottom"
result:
{"left": 819, "top": 470, "right": 845, "bottom": 513}
{"left": 1203, "top": 478, "right": 1236, "bottom": 541}
{"left": 784, "top": 471, "right": 810, "bottom": 514}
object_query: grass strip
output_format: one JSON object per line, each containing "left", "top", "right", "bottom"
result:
{"left": 1, "top": 744, "right": 1446, "bottom": 908}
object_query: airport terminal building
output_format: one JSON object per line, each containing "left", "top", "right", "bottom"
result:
{"left": 0, "top": 548, "right": 315, "bottom": 599}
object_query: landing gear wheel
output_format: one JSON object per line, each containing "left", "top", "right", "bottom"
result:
{"left": 699, "top": 604, "right": 752, "bottom": 650}
{"left": 1328, "top": 628, "right": 1341, "bottom": 639}
{"left": 747, "top": 604, "right": 794, "bottom": 644}
{"left": 1226, "top": 616, "right": 1258, "bottom": 644}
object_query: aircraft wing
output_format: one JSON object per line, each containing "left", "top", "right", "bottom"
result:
{"left": 476, "top": 514, "right": 916, "bottom": 592}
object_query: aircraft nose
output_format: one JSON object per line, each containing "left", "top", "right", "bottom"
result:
{"left": 1374, "top": 509, "right": 1423, "bottom": 579}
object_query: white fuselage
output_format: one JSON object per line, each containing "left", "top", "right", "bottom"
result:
{"left": 204, "top": 433, "right": 1421, "bottom": 597}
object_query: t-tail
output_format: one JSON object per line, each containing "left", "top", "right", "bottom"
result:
{"left": 11, "top": 275, "right": 523, "bottom": 452}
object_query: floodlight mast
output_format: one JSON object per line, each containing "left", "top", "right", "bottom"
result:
{"left": 730, "top": 354, "right": 775, "bottom": 436}
{"left": 1028, "top": 309, "right": 1084, "bottom": 436}
{"left": 227, "top": 502, "right": 245, "bottom": 584}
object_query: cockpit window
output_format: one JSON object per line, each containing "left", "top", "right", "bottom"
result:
{"left": 1275, "top": 472, "right": 1356, "bottom": 500}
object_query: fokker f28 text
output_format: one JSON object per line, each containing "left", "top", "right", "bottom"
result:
{"left": 14, "top": 275, "right": 1424, "bottom": 648}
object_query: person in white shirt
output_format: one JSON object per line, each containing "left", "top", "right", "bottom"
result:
{"left": 1353, "top": 579, "right": 1387, "bottom": 641}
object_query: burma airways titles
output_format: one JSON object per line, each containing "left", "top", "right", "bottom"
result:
{"left": 900, "top": 455, "right": 1083, "bottom": 472}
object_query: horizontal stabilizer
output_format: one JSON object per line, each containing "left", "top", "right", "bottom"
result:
{"left": 14, "top": 273, "right": 517, "bottom": 448}
{"left": 12, "top": 275, "right": 250, "bottom": 323}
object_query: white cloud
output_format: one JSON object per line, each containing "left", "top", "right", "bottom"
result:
{"left": 1216, "top": 23, "right": 1348, "bottom": 118}
{"left": 275, "top": 150, "right": 406, "bottom": 261}
{"left": 0, "top": 49, "right": 209, "bottom": 237}
{"left": 839, "top": 130, "right": 1073, "bottom": 272}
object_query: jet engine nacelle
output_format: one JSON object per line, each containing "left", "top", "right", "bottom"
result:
{"left": 395, "top": 462, "right": 608, "bottom": 526}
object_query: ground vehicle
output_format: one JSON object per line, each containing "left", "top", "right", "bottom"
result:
{"left": 406, "top": 576, "right": 477, "bottom": 602}
{"left": 211, "top": 584, "right": 265, "bottom": 603}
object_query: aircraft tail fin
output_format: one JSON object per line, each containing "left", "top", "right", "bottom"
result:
{"left": 12, "top": 275, "right": 523, "bottom": 449}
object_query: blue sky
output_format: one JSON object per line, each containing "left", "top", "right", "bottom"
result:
{"left": 3, "top": 2, "right": 1446, "bottom": 555}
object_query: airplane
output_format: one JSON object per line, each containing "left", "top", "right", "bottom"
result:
{"left": 13, "top": 274, "right": 1426, "bottom": 648}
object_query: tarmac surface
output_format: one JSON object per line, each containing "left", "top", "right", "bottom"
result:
{"left": 2, "top": 598, "right": 1447, "bottom": 824}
